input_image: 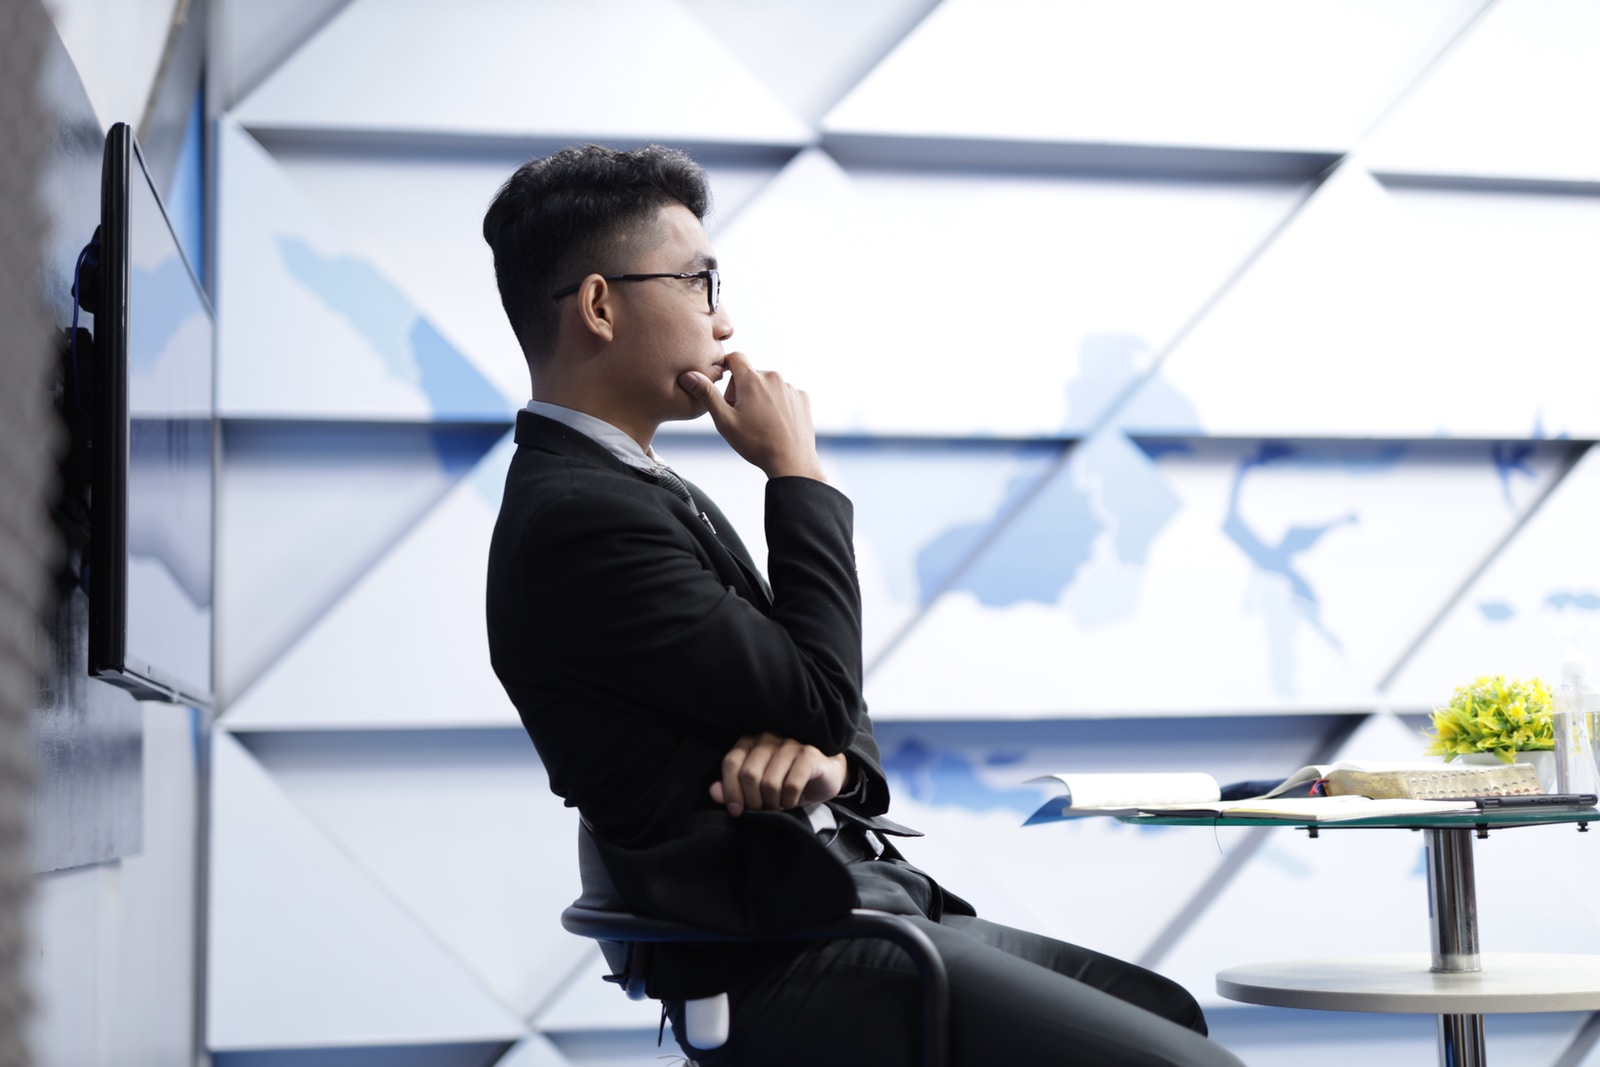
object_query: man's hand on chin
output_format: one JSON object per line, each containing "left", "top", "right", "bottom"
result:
{"left": 678, "top": 351, "right": 827, "bottom": 482}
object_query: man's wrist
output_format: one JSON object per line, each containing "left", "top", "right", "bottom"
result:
{"left": 835, "top": 759, "right": 867, "bottom": 803}
{"left": 765, "top": 461, "right": 827, "bottom": 482}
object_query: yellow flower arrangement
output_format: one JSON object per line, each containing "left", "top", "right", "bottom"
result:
{"left": 1424, "top": 675, "right": 1554, "bottom": 763}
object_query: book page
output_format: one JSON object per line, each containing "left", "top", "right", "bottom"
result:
{"left": 1028, "top": 772, "right": 1220, "bottom": 811}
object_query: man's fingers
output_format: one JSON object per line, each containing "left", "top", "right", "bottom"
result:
{"left": 738, "top": 737, "right": 785, "bottom": 811}
{"left": 754, "top": 739, "right": 804, "bottom": 810}
{"left": 717, "top": 735, "right": 759, "bottom": 816}
{"left": 678, "top": 370, "right": 729, "bottom": 415}
{"left": 714, "top": 732, "right": 838, "bottom": 815}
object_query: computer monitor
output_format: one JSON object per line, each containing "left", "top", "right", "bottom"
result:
{"left": 86, "top": 121, "right": 215, "bottom": 708}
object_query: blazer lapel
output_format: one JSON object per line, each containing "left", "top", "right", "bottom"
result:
{"left": 684, "top": 478, "right": 773, "bottom": 609}
{"left": 513, "top": 412, "right": 774, "bottom": 610}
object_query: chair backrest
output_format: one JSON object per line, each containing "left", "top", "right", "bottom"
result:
{"left": 574, "top": 820, "right": 636, "bottom": 983}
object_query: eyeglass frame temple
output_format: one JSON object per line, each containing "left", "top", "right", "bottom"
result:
{"left": 550, "top": 269, "right": 719, "bottom": 313}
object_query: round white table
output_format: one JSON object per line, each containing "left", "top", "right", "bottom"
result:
{"left": 1124, "top": 807, "right": 1600, "bottom": 1067}
{"left": 1218, "top": 952, "right": 1600, "bottom": 1014}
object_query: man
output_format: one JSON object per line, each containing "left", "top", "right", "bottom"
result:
{"left": 483, "top": 143, "right": 1243, "bottom": 1066}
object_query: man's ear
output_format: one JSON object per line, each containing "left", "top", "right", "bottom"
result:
{"left": 576, "top": 275, "right": 615, "bottom": 342}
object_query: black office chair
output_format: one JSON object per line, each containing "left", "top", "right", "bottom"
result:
{"left": 561, "top": 822, "right": 950, "bottom": 1067}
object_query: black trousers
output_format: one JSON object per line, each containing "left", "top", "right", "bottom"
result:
{"left": 669, "top": 829, "right": 1247, "bottom": 1067}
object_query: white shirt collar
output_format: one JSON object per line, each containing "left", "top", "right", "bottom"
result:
{"left": 524, "top": 400, "right": 669, "bottom": 472}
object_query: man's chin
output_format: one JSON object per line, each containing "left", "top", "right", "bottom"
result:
{"left": 664, "top": 399, "right": 712, "bottom": 425}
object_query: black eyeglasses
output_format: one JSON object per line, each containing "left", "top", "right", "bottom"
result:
{"left": 551, "top": 269, "right": 720, "bottom": 314}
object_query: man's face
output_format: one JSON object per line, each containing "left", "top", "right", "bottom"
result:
{"left": 603, "top": 203, "right": 734, "bottom": 438}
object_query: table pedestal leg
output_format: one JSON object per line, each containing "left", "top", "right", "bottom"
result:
{"left": 1439, "top": 1013, "right": 1487, "bottom": 1067}
{"left": 1427, "top": 827, "right": 1485, "bottom": 1067}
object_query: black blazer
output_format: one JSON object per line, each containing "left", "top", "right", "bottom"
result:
{"left": 487, "top": 412, "right": 907, "bottom": 985}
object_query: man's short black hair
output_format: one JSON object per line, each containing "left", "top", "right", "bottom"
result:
{"left": 483, "top": 143, "right": 712, "bottom": 362}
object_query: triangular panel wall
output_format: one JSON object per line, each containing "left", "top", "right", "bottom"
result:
{"left": 233, "top": 0, "right": 811, "bottom": 146}
{"left": 223, "top": 433, "right": 518, "bottom": 730}
{"left": 217, "top": 120, "right": 514, "bottom": 420}
{"left": 1362, "top": 0, "right": 1600, "bottom": 182}
{"left": 824, "top": 0, "right": 1482, "bottom": 152}
{"left": 207, "top": 733, "right": 527, "bottom": 1049}
{"left": 1386, "top": 443, "right": 1600, "bottom": 709}
{"left": 1120, "top": 163, "right": 1600, "bottom": 439}
{"left": 715, "top": 149, "right": 1307, "bottom": 437}
{"left": 239, "top": 730, "right": 589, "bottom": 1021}
{"left": 680, "top": 0, "right": 941, "bottom": 125}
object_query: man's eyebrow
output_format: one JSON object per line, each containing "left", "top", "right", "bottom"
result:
{"left": 689, "top": 254, "right": 717, "bottom": 270}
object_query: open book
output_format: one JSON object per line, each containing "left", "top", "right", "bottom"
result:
{"left": 1022, "top": 761, "right": 1544, "bottom": 826}
{"left": 1262, "top": 760, "right": 1542, "bottom": 801}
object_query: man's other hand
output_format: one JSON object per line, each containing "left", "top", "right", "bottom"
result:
{"left": 678, "top": 351, "right": 826, "bottom": 482}
{"left": 711, "top": 732, "right": 848, "bottom": 817}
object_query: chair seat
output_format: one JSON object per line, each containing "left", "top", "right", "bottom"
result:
{"left": 560, "top": 903, "right": 949, "bottom": 1066}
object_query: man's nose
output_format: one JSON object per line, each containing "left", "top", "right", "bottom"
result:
{"left": 712, "top": 303, "right": 734, "bottom": 341}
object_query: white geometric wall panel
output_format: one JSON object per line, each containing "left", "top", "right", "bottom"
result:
{"left": 260, "top": 148, "right": 540, "bottom": 413}
{"left": 50, "top": 0, "right": 181, "bottom": 133}
{"left": 1361, "top": 0, "right": 1600, "bottom": 183}
{"left": 863, "top": 435, "right": 1566, "bottom": 717}
{"left": 680, "top": 0, "right": 942, "bottom": 125}
{"left": 207, "top": 733, "right": 527, "bottom": 1050}
{"left": 217, "top": 0, "right": 355, "bottom": 110}
{"left": 494, "top": 1034, "right": 577, "bottom": 1067}
{"left": 1120, "top": 163, "right": 1600, "bottom": 439}
{"left": 239, "top": 730, "right": 591, "bottom": 1020}
{"left": 716, "top": 149, "right": 1308, "bottom": 436}
{"left": 224, "top": 433, "right": 518, "bottom": 730}
{"left": 217, "top": 120, "right": 515, "bottom": 420}
{"left": 263, "top": 147, "right": 789, "bottom": 414}
{"left": 823, "top": 0, "right": 1485, "bottom": 153}
{"left": 216, "top": 423, "right": 501, "bottom": 706}
{"left": 232, "top": 0, "right": 812, "bottom": 148}
{"left": 1386, "top": 443, "right": 1600, "bottom": 709}
{"left": 533, "top": 956, "right": 663, "bottom": 1034}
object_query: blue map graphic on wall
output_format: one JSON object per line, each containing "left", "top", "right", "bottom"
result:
{"left": 915, "top": 429, "right": 1182, "bottom": 612}
{"left": 911, "top": 334, "right": 1196, "bottom": 610}
{"left": 915, "top": 457, "right": 1097, "bottom": 607}
{"left": 1491, "top": 442, "right": 1542, "bottom": 509}
{"left": 881, "top": 738, "right": 1046, "bottom": 817}
{"left": 1475, "top": 592, "right": 1599, "bottom": 624}
{"left": 1065, "top": 333, "right": 1202, "bottom": 435}
{"left": 278, "top": 237, "right": 510, "bottom": 420}
{"left": 1223, "top": 443, "right": 1360, "bottom": 649}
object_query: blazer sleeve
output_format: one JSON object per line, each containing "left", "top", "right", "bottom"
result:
{"left": 498, "top": 469, "right": 867, "bottom": 755}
